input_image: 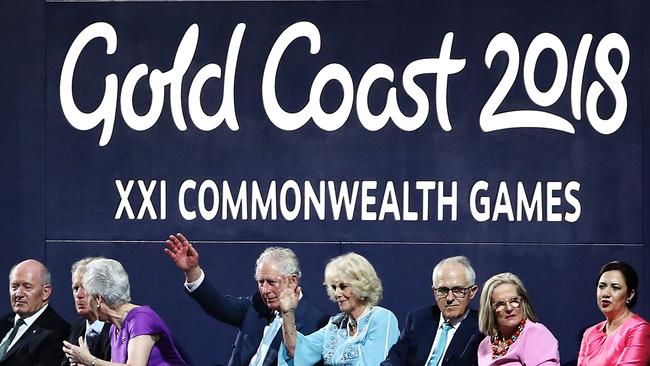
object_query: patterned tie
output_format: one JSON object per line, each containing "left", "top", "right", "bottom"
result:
{"left": 85, "top": 327, "right": 99, "bottom": 350}
{"left": 427, "top": 322, "right": 452, "bottom": 366}
{"left": 0, "top": 318, "right": 25, "bottom": 357}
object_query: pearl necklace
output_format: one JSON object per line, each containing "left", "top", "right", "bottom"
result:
{"left": 491, "top": 319, "right": 526, "bottom": 359}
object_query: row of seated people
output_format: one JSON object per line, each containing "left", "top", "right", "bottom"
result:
{"left": 1, "top": 233, "right": 648, "bottom": 365}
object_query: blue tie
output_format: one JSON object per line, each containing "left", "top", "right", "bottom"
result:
{"left": 85, "top": 327, "right": 100, "bottom": 350}
{"left": 428, "top": 322, "right": 452, "bottom": 366}
{"left": 250, "top": 314, "right": 282, "bottom": 366}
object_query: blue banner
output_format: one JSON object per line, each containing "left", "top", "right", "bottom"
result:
{"left": 46, "top": 2, "right": 642, "bottom": 245}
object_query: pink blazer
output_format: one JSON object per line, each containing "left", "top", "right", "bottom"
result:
{"left": 578, "top": 313, "right": 650, "bottom": 366}
{"left": 477, "top": 321, "right": 560, "bottom": 366}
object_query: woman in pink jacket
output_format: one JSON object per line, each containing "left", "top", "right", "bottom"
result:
{"left": 578, "top": 261, "right": 650, "bottom": 366}
{"left": 477, "top": 272, "right": 560, "bottom": 366}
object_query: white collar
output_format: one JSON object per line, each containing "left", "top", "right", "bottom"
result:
{"left": 438, "top": 308, "right": 470, "bottom": 329}
{"left": 348, "top": 306, "right": 372, "bottom": 328}
{"left": 14, "top": 303, "right": 49, "bottom": 327}
{"left": 86, "top": 319, "right": 105, "bottom": 334}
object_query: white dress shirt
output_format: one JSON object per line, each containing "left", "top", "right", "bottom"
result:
{"left": 0, "top": 303, "right": 50, "bottom": 352}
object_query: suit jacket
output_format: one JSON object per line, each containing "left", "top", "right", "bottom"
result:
{"left": 60, "top": 317, "right": 111, "bottom": 366}
{"left": 189, "top": 277, "right": 329, "bottom": 366}
{"left": 382, "top": 305, "right": 482, "bottom": 366}
{"left": 0, "top": 305, "right": 70, "bottom": 366}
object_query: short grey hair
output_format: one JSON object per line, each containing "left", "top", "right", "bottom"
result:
{"left": 432, "top": 256, "right": 476, "bottom": 286}
{"left": 324, "top": 253, "right": 383, "bottom": 307}
{"left": 255, "top": 247, "right": 301, "bottom": 278}
{"left": 9, "top": 260, "right": 51, "bottom": 286}
{"left": 71, "top": 257, "right": 105, "bottom": 276}
{"left": 83, "top": 259, "right": 131, "bottom": 308}
{"left": 478, "top": 272, "right": 537, "bottom": 336}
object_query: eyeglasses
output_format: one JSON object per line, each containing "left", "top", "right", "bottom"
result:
{"left": 492, "top": 296, "right": 522, "bottom": 312}
{"left": 432, "top": 285, "right": 475, "bottom": 299}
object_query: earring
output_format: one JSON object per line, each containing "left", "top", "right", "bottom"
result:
{"left": 626, "top": 298, "right": 631, "bottom": 304}
{"left": 97, "top": 303, "right": 101, "bottom": 309}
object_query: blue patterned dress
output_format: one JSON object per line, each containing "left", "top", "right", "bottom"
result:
{"left": 279, "top": 306, "right": 399, "bottom": 366}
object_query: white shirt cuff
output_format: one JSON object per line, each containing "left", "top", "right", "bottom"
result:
{"left": 184, "top": 269, "right": 205, "bottom": 292}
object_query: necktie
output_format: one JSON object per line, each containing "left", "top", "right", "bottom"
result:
{"left": 428, "top": 322, "right": 452, "bottom": 366}
{"left": 85, "top": 327, "right": 99, "bottom": 350}
{"left": 0, "top": 318, "right": 25, "bottom": 357}
{"left": 249, "top": 314, "right": 282, "bottom": 366}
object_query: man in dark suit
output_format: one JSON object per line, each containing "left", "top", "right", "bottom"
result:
{"left": 60, "top": 258, "right": 111, "bottom": 366}
{"left": 165, "top": 233, "right": 329, "bottom": 366}
{"left": 382, "top": 256, "right": 483, "bottom": 366}
{"left": 0, "top": 259, "right": 70, "bottom": 366}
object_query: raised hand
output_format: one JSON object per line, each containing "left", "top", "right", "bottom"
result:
{"left": 278, "top": 275, "right": 300, "bottom": 357}
{"left": 164, "top": 233, "right": 202, "bottom": 282}
{"left": 62, "top": 337, "right": 93, "bottom": 366}
{"left": 278, "top": 275, "right": 300, "bottom": 315}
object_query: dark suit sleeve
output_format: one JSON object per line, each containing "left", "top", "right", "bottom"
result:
{"left": 60, "top": 318, "right": 84, "bottom": 366}
{"left": 381, "top": 311, "right": 415, "bottom": 366}
{"left": 95, "top": 323, "right": 112, "bottom": 363}
{"left": 294, "top": 295, "right": 329, "bottom": 335}
{"left": 37, "top": 328, "right": 68, "bottom": 366}
{"left": 37, "top": 309, "right": 70, "bottom": 366}
{"left": 446, "top": 310, "right": 482, "bottom": 366}
{"left": 188, "top": 277, "right": 253, "bottom": 328}
{"left": 308, "top": 302, "right": 330, "bottom": 332}
{"left": 60, "top": 344, "right": 71, "bottom": 366}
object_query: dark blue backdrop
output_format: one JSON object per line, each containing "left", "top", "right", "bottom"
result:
{"left": 1, "top": 1, "right": 648, "bottom": 365}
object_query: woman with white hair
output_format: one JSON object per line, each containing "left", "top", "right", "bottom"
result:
{"left": 278, "top": 252, "right": 399, "bottom": 365}
{"left": 63, "top": 258, "right": 188, "bottom": 366}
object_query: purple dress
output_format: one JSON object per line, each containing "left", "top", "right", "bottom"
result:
{"left": 477, "top": 321, "right": 560, "bottom": 366}
{"left": 110, "top": 306, "right": 188, "bottom": 366}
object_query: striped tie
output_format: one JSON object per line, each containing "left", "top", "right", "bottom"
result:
{"left": 0, "top": 318, "right": 25, "bottom": 357}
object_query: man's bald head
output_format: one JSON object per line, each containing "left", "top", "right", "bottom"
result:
{"left": 9, "top": 259, "right": 52, "bottom": 317}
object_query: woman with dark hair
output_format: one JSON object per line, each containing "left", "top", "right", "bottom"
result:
{"left": 578, "top": 261, "right": 650, "bottom": 365}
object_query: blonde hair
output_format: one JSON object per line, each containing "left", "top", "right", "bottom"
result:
{"left": 71, "top": 257, "right": 105, "bottom": 276}
{"left": 478, "top": 272, "right": 537, "bottom": 336}
{"left": 323, "top": 253, "right": 382, "bottom": 306}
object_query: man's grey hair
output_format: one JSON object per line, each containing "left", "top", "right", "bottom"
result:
{"left": 432, "top": 256, "right": 476, "bottom": 286}
{"left": 83, "top": 259, "right": 131, "bottom": 308}
{"left": 9, "top": 260, "right": 51, "bottom": 286}
{"left": 71, "top": 257, "right": 105, "bottom": 276}
{"left": 255, "top": 247, "right": 301, "bottom": 278}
